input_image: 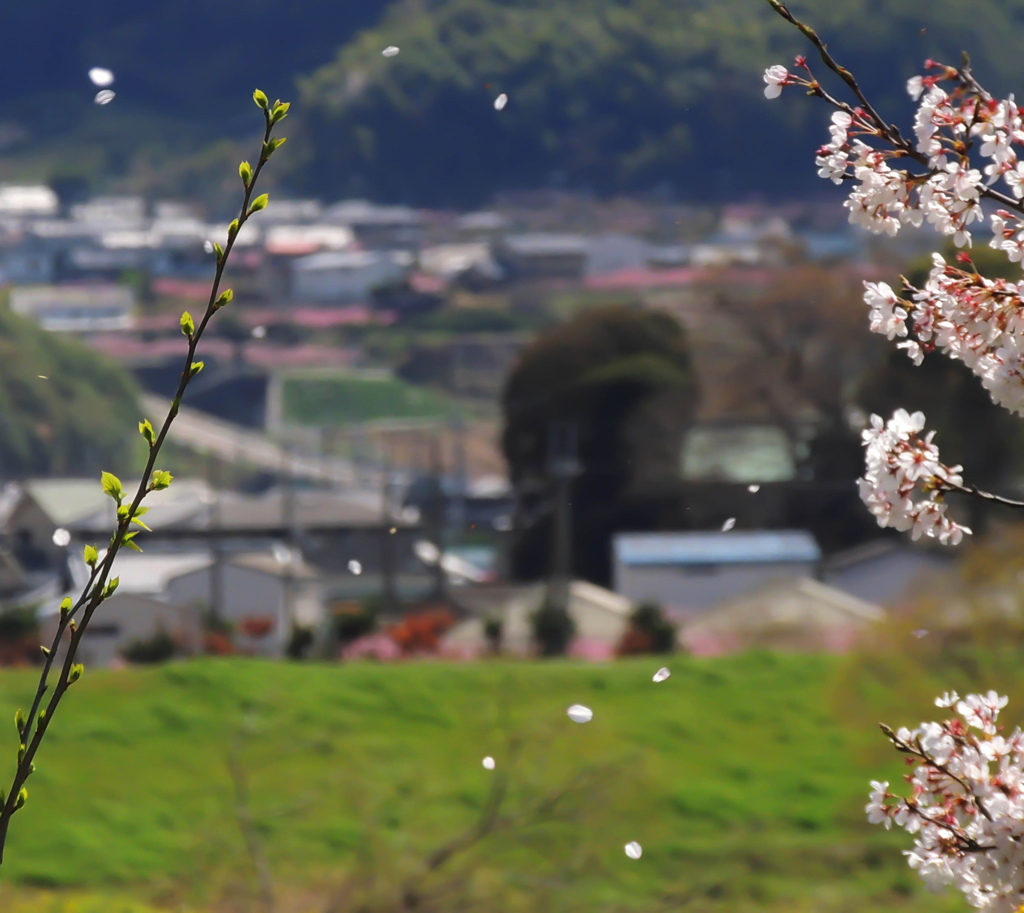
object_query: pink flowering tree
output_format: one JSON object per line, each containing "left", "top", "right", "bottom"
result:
{"left": 764, "top": 0, "right": 1024, "bottom": 547}
{"left": 764, "top": 3, "right": 1024, "bottom": 907}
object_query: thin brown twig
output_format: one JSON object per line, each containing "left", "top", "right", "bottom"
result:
{"left": 0, "top": 94, "right": 288, "bottom": 871}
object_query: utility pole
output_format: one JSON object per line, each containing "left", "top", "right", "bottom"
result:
{"left": 379, "top": 442, "right": 398, "bottom": 616}
{"left": 208, "top": 452, "right": 225, "bottom": 625}
{"left": 546, "top": 421, "right": 579, "bottom": 615}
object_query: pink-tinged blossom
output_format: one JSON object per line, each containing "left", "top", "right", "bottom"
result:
{"left": 763, "top": 65, "right": 789, "bottom": 99}
{"left": 869, "top": 693, "right": 1024, "bottom": 913}
{"left": 859, "top": 410, "right": 971, "bottom": 545}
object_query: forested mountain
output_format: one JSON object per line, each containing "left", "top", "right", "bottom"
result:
{"left": 7, "top": 0, "right": 1024, "bottom": 206}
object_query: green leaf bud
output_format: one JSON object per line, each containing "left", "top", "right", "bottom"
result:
{"left": 189, "top": 361, "right": 205, "bottom": 378}
{"left": 104, "top": 576, "right": 119, "bottom": 598}
{"left": 214, "top": 289, "right": 233, "bottom": 309}
{"left": 180, "top": 311, "right": 195, "bottom": 338}
{"left": 100, "top": 471, "right": 124, "bottom": 504}
{"left": 238, "top": 161, "right": 253, "bottom": 185}
{"left": 68, "top": 664, "right": 83, "bottom": 685}
{"left": 248, "top": 194, "right": 269, "bottom": 215}
{"left": 270, "top": 101, "right": 291, "bottom": 124}
{"left": 138, "top": 418, "right": 155, "bottom": 445}
{"left": 14, "top": 788, "right": 27, "bottom": 810}
{"left": 253, "top": 89, "right": 269, "bottom": 110}
{"left": 83, "top": 545, "right": 98, "bottom": 567}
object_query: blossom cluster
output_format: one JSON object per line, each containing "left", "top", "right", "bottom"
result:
{"left": 764, "top": 53, "right": 1024, "bottom": 527}
{"left": 859, "top": 408, "right": 971, "bottom": 545}
{"left": 867, "top": 691, "right": 1024, "bottom": 913}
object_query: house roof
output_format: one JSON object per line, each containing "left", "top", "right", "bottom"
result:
{"left": 614, "top": 530, "right": 821, "bottom": 566}
{"left": 500, "top": 233, "right": 589, "bottom": 256}
{"left": 683, "top": 576, "right": 883, "bottom": 636}
{"left": 95, "top": 552, "right": 214, "bottom": 596}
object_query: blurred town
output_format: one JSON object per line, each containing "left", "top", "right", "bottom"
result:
{"left": 0, "top": 181, "right": 1005, "bottom": 668}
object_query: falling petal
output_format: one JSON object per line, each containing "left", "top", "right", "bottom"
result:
{"left": 567, "top": 704, "right": 593, "bottom": 724}
{"left": 625, "top": 841, "right": 643, "bottom": 860}
{"left": 251, "top": 325, "right": 267, "bottom": 339}
{"left": 88, "top": 67, "right": 115, "bottom": 87}
{"left": 747, "top": 484, "right": 760, "bottom": 493}
{"left": 382, "top": 46, "right": 400, "bottom": 57}
{"left": 37, "top": 375, "right": 48, "bottom": 380}
{"left": 494, "top": 93, "right": 508, "bottom": 111}
{"left": 347, "top": 559, "right": 362, "bottom": 575}
{"left": 721, "top": 517, "right": 736, "bottom": 532}
{"left": 482, "top": 756, "right": 496, "bottom": 770}
{"left": 52, "top": 528, "right": 71, "bottom": 547}
{"left": 203, "top": 239, "right": 215, "bottom": 254}
{"left": 652, "top": 667, "right": 670, "bottom": 683}
{"left": 913, "top": 629, "right": 929, "bottom": 639}
{"left": 94, "top": 90, "right": 116, "bottom": 106}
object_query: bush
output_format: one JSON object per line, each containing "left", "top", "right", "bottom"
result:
{"left": 122, "top": 629, "right": 178, "bottom": 664}
{"left": 531, "top": 601, "right": 575, "bottom": 657}
{"left": 617, "top": 602, "right": 677, "bottom": 656}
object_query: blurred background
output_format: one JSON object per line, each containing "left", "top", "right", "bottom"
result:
{"left": 2, "top": 0, "right": 1024, "bottom": 910}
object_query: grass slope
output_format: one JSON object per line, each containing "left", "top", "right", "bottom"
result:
{"left": 281, "top": 373, "right": 453, "bottom": 427}
{"left": 0, "top": 655, "right": 963, "bottom": 912}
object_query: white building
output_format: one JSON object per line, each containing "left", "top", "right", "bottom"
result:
{"left": 612, "top": 530, "right": 821, "bottom": 616}
{"left": 9, "top": 284, "right": 136, "bottom": 332}
{"left": 290, "top": 250, "right": 412, "bottom": 302}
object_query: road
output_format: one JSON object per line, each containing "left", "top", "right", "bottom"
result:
{"left": 140, "top": 393, "right": 378, "bottom": 488}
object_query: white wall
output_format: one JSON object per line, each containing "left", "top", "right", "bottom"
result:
{"left": 614, "top": 562, "right": 818, "bottom": 615}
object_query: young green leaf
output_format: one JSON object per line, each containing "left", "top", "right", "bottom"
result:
{"left": 100, "top": 471, "right": 124, "bottom": 503}
{"left": 150, "top": 470, "right": 173, "bottom": 491}
{"left": 189, "top": 361, "right": 205, "bottom": 377}
{"left": 59, "top": 597, "right": 72, "bottom": 619}
{"left": 14, "top": 787, "right": 27, "bottom": 810}
{"left": 227, "top": 219, "right": 240, "bottom": 238}
{"left": 83, "top": 545, "right": 98, "bottom": 567}
{"left": 214, "top": 289, "right": 233, "bottom": 309}
{"left": 270, "top": 101, "right": 290, "bottom": 124}
{"left": 253, "top": 89, "right": 269, "bottom": 110}
{"left": 248, "top": 194, "right": 269, "bottom": 215}
{"left": 14, "top": 709, "right": 24, "bottom": 736}
{"left": 262, "top": 137, "right": 287, "bottom": 159}
{"left": 180, "top": 311, "right": 195, "bottom": 338}
{"left": 138, "top": 418, "right": 155, "bottom": 445}
{"left": 104, "top": 576, "right": 119, "bottom": 598}
{"left": 68, "top": 665, "right": 83, "bottom": 685}
{"left": 238, "top": 161, "right": 253, "bottom": 185}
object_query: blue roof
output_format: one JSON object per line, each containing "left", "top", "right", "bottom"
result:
{"left": 614, "top": 531, "right": 821, "bottom": 566}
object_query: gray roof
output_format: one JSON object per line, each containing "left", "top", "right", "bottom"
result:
{"left": 501, "top": 233, "right": 588, "bottom": 256}
{"left": 614, "top": 530, "right": 821, "bottom": 566}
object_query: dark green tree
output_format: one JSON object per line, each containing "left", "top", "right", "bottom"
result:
{"left": 502, "top": 304, "right": 699, "bottom": 585}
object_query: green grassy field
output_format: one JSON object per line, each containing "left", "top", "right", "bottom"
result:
{"left": 0, "top": 654, "right": 981, "bottom": 913}
{"left": 281, "top": 373, "right": 453, "bottom": 427}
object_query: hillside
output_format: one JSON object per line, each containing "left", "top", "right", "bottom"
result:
{"left": 0, "top": 654, "right": 981, "bottom": 913}
{"left": 0, "top": 307, "right": 140, "bottom": 476}
{"left": 8, "top": 0, "right": 1024, "bottom": 206}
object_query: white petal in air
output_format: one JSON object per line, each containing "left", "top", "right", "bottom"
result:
{"left": 913, "top": 629, "right": 929, "bottom": 639}
{"left": 567, "top": 704, "right": 593, "bottom": 724}
{"left": 747, "top": 484, "right": 760, "bottom": 493}
{"left": 52, "top": 528, "right": 71, "bottom": 547}
{"left": 382, "top": 46, "right": 400, "bottom": 57}
{"left": 652, "top": 667, "right": 670, "bottom": 683}
{"left": 251, "top": 325, "right": 267, "bottom": 339}
{"left": 721, "top": 517, "right": 736, "bottom": 532}
{"left": 625, "top": 841, "right": 643, "bottom": 860}
{"left": 94, "top": 90, "right": 116, "bottom": 106}
{"left": 494, "top": 93, "right": 508, "bottom": 111}
{"left": 482, "top": 756, "right": 496, "bottom": 770}
{"left": 347, "top": 559, "right": 363, "bottom": 575}
{"left": 88, "top": 67, "right": 114, "bottom": 87}
{"left": 203, "top": 239, "right": 215, "bottom": 254}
